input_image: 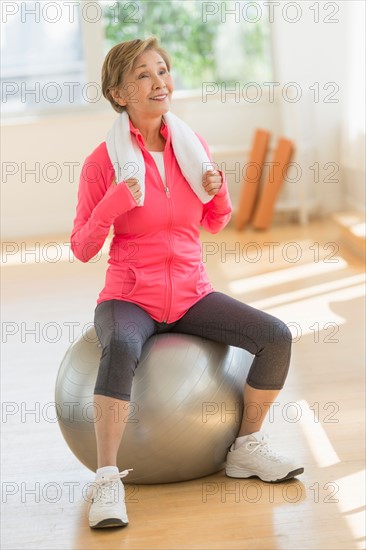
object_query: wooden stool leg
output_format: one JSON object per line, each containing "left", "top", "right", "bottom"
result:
{"left": 234, "top": 129, "right": 271, "bottom": 230}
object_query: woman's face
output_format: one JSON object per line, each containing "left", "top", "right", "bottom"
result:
{"left": 116, "top": 49, "right": 174, "bottom": 120}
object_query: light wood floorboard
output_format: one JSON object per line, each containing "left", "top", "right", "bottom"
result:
{"left": 1, "top": 219, "right": 365, "bottom": 549}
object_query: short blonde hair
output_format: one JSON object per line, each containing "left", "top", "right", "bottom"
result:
{"left": 102, "top": 37, "right": 171, "bottom": 113}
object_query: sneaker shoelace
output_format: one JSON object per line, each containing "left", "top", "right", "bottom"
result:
{"left": 92, "top": 469, "right": 133, "bottom": 505}
{"left": 246, "top": 435, "right": 284, "bottom": 461}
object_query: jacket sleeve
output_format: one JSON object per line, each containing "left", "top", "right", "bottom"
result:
{"left": 70, "top": 146, "right": 137, "bottom": 262}
{"left": 195, "top": 134, "right": 232, "bottom": 234}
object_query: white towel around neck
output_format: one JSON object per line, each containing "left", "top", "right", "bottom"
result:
{"left": 106, "top": 110, "right": 216, "bottom": 205}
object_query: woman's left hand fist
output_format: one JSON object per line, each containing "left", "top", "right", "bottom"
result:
{"left": 202, "top": 169, "right": 223, "bottom": 196}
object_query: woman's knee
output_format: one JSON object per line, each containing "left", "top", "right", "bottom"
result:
{"left": 102, "top": 330, "right": 142, "bottom": 365}
{"left": 243, "top": 316, "right": 291, "bottom": 350}
{"left": 94, "top": 333, "right": 141, "bottom": 400}
{"left": 269, "top": 318, "right": 292, "bottom": 348}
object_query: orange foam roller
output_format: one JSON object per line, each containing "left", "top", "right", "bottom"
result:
{"left": 234, "top": 129, "right": 270, "bottom": 230}
{"left": 252, "top": 137, "right": 294, "bottom": 230}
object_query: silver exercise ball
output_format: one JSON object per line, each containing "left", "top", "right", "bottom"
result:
{"left": 55, "top": 327, "right": 253, "bottom": 484}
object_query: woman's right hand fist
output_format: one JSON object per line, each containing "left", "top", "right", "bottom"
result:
{"left": 125, "top": 178, "right": 143, "bottom": 205}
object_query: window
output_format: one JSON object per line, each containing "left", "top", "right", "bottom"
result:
{"left": 1, "top": 0, "right": 273, "bottom": 115}
{"left": 1, "top": 1, "right": 85, "bottom": 115}
{"left": 102, "top": 0, "right": 273, "bottom": 89}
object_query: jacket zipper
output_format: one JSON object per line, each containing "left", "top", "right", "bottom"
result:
{"left": 147, "top": 150, "right": 173, "bottom": 322}
{"left": 160, "top": 153, "right": 173, "bottom": 322}
{"left": 148, "top": 150, "right": 170, "bottom": 199}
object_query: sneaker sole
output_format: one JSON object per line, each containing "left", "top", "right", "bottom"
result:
{"left": 225, "top": 467, "right": 304, "bottom": 483}
{"left": 90, "top": 518, "right": 128, "bottom": 529}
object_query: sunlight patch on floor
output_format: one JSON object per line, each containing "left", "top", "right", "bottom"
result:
{"left": 297, "top": 399, "right": 340, "bottom": 468}
{"left": 253, "top": 283, "right": 365, "bottom": 338}
{"left": 335, "top": 469, "right": 366, "bottom": 549}
{"left": 228, "top": 257, "right": 348, "bottom": 294}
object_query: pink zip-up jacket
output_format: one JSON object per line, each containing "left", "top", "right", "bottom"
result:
{"left": 70, "top": 117, "right": 232, "bottom": 323}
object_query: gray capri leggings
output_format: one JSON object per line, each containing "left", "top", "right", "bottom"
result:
{"left": 93, "top": 292, "right": 292, "bottom": 401}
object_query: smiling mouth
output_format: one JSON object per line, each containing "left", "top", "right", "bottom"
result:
{"left": 150, "top": 94, "right": 168, "bottom": 101}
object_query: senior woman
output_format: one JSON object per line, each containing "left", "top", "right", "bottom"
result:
{"left": 71, "top": 37, "right": 303, "bottom": 529}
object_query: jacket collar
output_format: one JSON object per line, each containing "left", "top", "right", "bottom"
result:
{"left": 128, "top": 115, "right": 170, "bottom": 147}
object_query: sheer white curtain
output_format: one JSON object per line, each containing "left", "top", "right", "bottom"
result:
{"left": 340, "top": 1, "right": 366, "bottom": 211}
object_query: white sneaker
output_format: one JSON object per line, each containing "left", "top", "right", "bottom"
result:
{"left": 225, "top": 432, "right": 304, "bottom": 482}
{"left": 88, "top": 469, "right": 132, "bottom": 529}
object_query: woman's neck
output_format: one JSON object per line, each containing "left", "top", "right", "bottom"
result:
{"left": 128, "top": 113, "right": 165, "bottom": 151}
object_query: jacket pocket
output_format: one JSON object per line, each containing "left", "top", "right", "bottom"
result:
{"left": 120, "top": 266, "right": 137, "bottom": 296}
{"left": 104, "top": 264, "right": 138, "bottom": 297}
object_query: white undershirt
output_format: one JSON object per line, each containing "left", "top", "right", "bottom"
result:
{"left": 149, "top": 151, "right": 166, "bottom": 185}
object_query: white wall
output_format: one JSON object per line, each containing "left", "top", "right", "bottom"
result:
{"left": 1, "top": 1, "right": 363, "bottom": 240}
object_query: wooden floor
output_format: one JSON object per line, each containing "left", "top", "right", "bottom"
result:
{"left": 1, "top": 219, "right": 365, "bottom": 550}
